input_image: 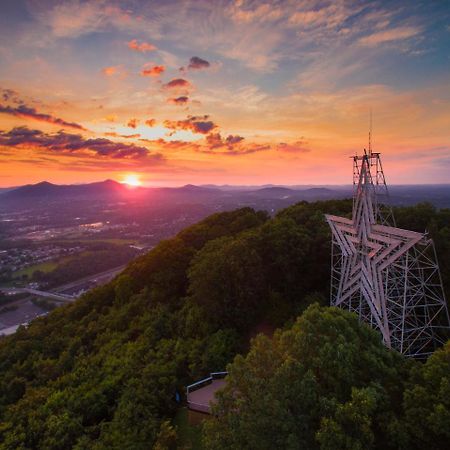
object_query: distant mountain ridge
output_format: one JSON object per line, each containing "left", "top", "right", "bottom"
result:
{"left": 1, "top": 180, "right": 450, "bottom": 208}
{"left": 0, "top": 180, "right": 347, "bottom": 198}
{"left": 0, "top": 180, "right": 222, "bottom": 199}
{"left": 0, "top": 179, "right": 128, "bottom": 199}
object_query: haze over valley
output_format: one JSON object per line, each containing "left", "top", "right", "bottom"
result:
{"left": 0, "top": 179, "right": 449, "bottom": 336}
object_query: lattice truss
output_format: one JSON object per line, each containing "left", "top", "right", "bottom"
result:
{"left": 326, "top": 151, "right": 449, "bottom": 358}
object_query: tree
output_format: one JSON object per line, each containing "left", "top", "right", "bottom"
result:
{"left": 316, "top": 386, "right": 380, "bottom": 450}
{"left": 153, "top": 420, "right": 178, "bottom": 450}
{"left": 202, "top": 304, "right": 408, "bottom": 450}
{"left": 0, "top": 201, "right": 448, "bottom": 449}
{"left": 114, "top": 274, "right": 134, "bottom": 305}
{"left": 401, "top": 341, "right": 450, "bottom": 450}
{"left": 188, "top": 234, "right": 266, "bottom": 330}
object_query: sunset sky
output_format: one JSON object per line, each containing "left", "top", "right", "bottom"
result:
{"left": 0, "top": 0, "right": 449, "bottom": 187}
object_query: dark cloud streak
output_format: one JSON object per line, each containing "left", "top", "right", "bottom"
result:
{"left": 1, "top": 89, "right": 20, "bottom": 103}
{"left": 0, "top": 103, "right": 86, "bottom": 131}
{"left": 206, "top": 133, "right": 245, "bottom": 149}
{"left": 187, "top": 56, "right": 210, "bottom": 70}
{"left": 163, "top": 78, "right": 191, "bottom": 89}
{"left": 168, "top": 96, "right": 189, "bottom": 105}
{"left": 0, "top": 127, "right": 163, "bottom": 161}
{"left": 164, "top": 115, "right": 217, "bottom": 134}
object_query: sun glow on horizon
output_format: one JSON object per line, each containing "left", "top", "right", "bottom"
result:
{"left": 122, "top": 174, "right": 142, "bottom": 187}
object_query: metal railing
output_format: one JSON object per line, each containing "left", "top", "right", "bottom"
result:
{"left": 186, "top": 371, "right": 228, "bottom": 395}
{"left": 186, "top": 371, "right": 228, "bottom": 413}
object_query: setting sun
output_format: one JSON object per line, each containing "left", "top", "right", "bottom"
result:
{"left": 122, "top": 174, "right": 141, "bottom": 187}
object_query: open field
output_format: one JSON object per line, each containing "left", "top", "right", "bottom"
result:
{"left": 14, "top": 261, "right": 58, "bottom": 278}
{"left": 55, "top": 236, "right": 138, "bottom": 245}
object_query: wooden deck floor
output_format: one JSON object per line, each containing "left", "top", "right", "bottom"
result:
{"left": 187, "top": 379, "right": 226, "bottom": 413}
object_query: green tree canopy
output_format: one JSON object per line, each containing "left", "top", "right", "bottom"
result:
{"left": 203, "top": 304, "right": 410, "bottom": 450}
{"left": 0, "top": 202, "right": 448, "bottom": 449}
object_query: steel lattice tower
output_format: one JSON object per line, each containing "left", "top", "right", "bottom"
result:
{"left": 326, "top": 148, "right": 450, "bottom": 358}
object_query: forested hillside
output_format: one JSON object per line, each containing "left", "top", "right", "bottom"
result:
{"left": 0, "top": 201, "right": 448, "bottom": 449}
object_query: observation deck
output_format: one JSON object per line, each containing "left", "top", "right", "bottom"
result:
{"left": 186, "top": 372, "right": 227, "bottom": 414}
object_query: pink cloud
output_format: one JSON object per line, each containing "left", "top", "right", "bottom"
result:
{"left": 358, "top": 26, "right": 421, "bottom": 46}
{"left": 128, "top": 39, "right": 157, "bottom": 52}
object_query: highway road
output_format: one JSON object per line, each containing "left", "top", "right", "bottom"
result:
{"left": 53, "top": 264, "right": 127, "bottom": 295}
{"left": 1, "top": 288, "right": 73, "bottom": 302}
{"left": 1, "top": 264, "right": 127, "bottom": 302}
{"left": 0, "top": 263, "right": 128, "bottom": 334}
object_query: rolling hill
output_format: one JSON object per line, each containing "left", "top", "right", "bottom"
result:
{"left": 0, "top": 200, "right": 448, "bottom": 448}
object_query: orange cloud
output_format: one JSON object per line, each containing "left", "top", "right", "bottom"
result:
{"left": 127, "top": 39, "right": 156, "bottom": 52}
{"left": 145, "top": 119, "right": 156, "bottom": 127}
{"left": 127, "top": 118, "right": 139, "bottom": 128}
{"left": 102, "top": 66, "right": 120, "bottom": 76}
{"left": 141, "top": 64, "right": 165, "bottom": 76}
{"left": 276, "top": 140, "right": 310, "bottom": 153}
{"left": 105, "top": 132, "right": 141, "bottom": 139}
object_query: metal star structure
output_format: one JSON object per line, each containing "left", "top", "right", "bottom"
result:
{"left": 326, "top": 151, "right": 449, "bottom": 358}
